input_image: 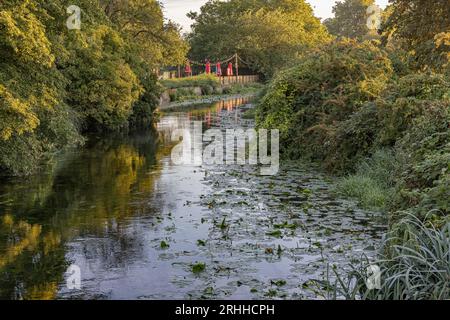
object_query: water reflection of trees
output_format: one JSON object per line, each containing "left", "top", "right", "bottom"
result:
{"left": 0, "top": 129, "right": 163, "bottom": 299}
{"left": 0, "top": 97, "right": 251, "bottom": 299}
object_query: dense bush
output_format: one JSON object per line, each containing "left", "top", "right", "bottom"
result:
{"left": 161, "top": 74, "right": 220, "bottom": 90}
{"left": 128, "top": 73, "right": 162, "bottom": 128}
{"left": 256, "top": 39, "right": 393, "bottom": 170}
{"left": 376, "top": 73, "right": 449, "bottom": 146}
{"left": 257, "top": 37, "right": 449, "bottom": 225}
{"left": 370, "top": 73, "right": 448, "bottom": 220}
{"left": 335, "top": 73, "right": 449, "bottom": 221}
{"left": 392, "top": 101, "right": 450, "bottom": 220}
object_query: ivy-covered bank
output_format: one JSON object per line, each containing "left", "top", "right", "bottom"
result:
{"left": 0, "top": 0, "right": 188, "bottom": 176}
{"left": 257, "top": 40, "right": 449, "bottom": 224}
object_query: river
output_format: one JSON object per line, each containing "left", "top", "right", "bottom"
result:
{"left": 0, "top": 96, "right": 385, "bottom": 300}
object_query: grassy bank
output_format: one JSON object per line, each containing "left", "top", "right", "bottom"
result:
{"left": 336, "top": 149, "right": 398, "bottom": 210}
{"left": 161, "top": 74, "right": 220, "bottom": 89}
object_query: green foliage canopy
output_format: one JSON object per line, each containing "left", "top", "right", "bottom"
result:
{"left": 256, "top": 39, "right": 393, "bottom": 169}
{"left": 0, "top": 0, "right": 188, "bottom": 175}
{"left": 187, "top": 0, "right": 330, "bottom": 77}
{"left": 324, "top": 0, "right": 376, "bottom": 40}
{"left": 382, "top": 0, "right": 450, "bottom": 71}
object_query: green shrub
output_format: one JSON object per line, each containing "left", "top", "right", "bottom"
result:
{"left": 0, "top": 103, "right": 83, "bottom": 176}
{"left": 391, "top": 102, "right": 450, "bottom": 220}
{"left": 337, "top": 149, "right": 399, "bottom": 209}
{"left": 128, "top": 73, "right": 161, "bottom": 128}
{"left": 256, "top": 39, "right": 393, "bottom": 170}
{"left": 376, "top": 73, "right": 450, "bottom": 146}
{"left": 161, "top": 74, "right": 220, "bottom": 89}
{"left": 337, "top": 73, "right": 450, "bottom": 220}
{"left": 328, "top": 102, "right": 381, "bottom": 171}
{"left": 201, "top": 85, "right": 214, "bottom": 96}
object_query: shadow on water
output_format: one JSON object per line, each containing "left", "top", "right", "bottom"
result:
{"left": 0, "top": 96, "right": 385, "bottom": 300}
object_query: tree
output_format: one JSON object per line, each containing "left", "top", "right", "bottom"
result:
{"left": 382, "top": 0, "right": 450, "bottom": 71}
{"left": 323, "top": 0, "right": 377, "bottom": 40}
{"left": 101, "top": 0, "right": 188, "bottom": 67}
{"left": 0, "top": 0, "right": 82, "bottom": 175}
{"left": 0, "top": 0, "right": 188, "bottom": 175}
{"left": 187, "top": 0, "right": 330, "bottom": 77}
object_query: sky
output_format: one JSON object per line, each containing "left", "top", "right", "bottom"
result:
{"left": 160, "top": 0, "right": 390, "bottom": 32}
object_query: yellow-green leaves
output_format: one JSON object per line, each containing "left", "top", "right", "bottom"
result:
{"left": 382, "top": 0, "right": 450, "bottom": 71}
{"left": 0, "top": 84, "right": 39, "bottom": 140}
{"left": 0, "top": 0, "right": 186, "bottom": 175}
{"left": 0, "top": 6, "right": 54, "bottom": 66}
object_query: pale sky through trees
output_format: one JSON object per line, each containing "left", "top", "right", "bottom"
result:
{"left": 160, "top": 0, "right": 389, "bottom": 32}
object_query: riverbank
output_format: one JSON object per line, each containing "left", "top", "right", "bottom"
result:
{"left": 159, "top": 92, "right": 258, "bottom": 111}
{"left": 159, "top": 74, "right": 263, "bottom": 107}
{"left": 255, "top": 39, "right": 450, "bottom": 299}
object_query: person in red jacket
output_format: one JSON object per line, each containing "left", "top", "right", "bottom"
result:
{"left": 184, "top": 61, "right": 192, "bottom": 77}
{"left": 216, "top": 62, "right": 222, "bottom": 76}
{"left": 227, "top": 62, "right": 233, "bottom": 76}
{"left": 205, "top": 60, "right": 211, "bottom": 74}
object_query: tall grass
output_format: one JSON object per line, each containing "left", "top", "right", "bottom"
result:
{"left": 336, "top": 149, "right": 399, "bottom": 210}
{"left": 312, "top": 212, "right": 450, "bottom": 300}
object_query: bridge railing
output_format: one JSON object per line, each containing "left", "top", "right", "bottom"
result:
{"left": 220, "top": 75, "right": 259, "bottom": 85}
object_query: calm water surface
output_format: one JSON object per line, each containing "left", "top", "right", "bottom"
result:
{"left": 0, "top": 97, "right": 385, "bottom": 299}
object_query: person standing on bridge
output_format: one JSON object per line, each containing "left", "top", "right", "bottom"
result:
{"left": 185, "top": 60, "right": 192, "bottom": 77}
{"left": 205, "top": 60, "right": 211, "bottom": 74}
{"left": 227, "top": 62, "right": 233, "bottom": 76}
{"left": 216, "top": 62, "right": 222, "bottom": 76}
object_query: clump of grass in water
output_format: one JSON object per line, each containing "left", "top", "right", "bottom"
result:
{"left": 160, "top": 241, "right": 170, "bottom": 249}
{"left": 218, "top": 217, "right": 228, "bottom": 230}
{"left": 266, "top": 230, "right": 282, "bottom": 238}
{"left": 336, "top": 149, "right": 398, "bottom": 210}
{"left": 337, "top": 175, "right": 387, "bottom": 209}
{"left": 192, "top": 262, "right": 206, "bottom": 274}
{"left": 311, "top": 212, "right": 450, "bottom": 300}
